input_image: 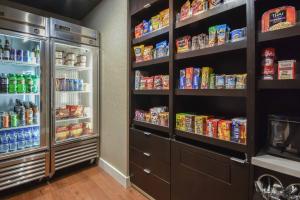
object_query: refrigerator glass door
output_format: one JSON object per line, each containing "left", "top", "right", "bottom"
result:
{"left": 0, "top": 31, "right": 45, "bottom": 155}
{"left": 53, "top": 41, "right": 98, "bottom": 145}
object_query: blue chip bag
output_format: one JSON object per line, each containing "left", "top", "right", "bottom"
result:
{"left": 143, "top": 20, "right": 150, "bottom": 35}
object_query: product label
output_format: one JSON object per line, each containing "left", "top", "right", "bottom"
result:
{"left": 269, "top": 10, "right": 287, "bottom": 27}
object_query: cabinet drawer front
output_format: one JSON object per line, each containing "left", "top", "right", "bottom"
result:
{"left": 130, "top": 163, "right": 170, "bottom": 200}
{"left": 172, "top": 141, "right": 249, "bottom": 200}
{"left": 130, "top": 147, "right": 170, "bottom": 182}
{"left": 130, "top": 128, "right": 170, "bottom": 163}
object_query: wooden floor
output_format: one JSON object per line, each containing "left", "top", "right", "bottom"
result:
{"left": 1, "top": 165, "right": 148, "bottom": 200}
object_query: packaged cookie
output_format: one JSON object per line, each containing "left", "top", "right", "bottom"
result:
{"left": 160, "top": 9, "right": 170, "bottom": 28}
{"left": 208, "top": 26, "right": 217, "bottom": 47}
{"left": 199, "top": 33, "right": 208, "bottom": 49}
{"left": 135, "top": 110, "right": 146, "bottom": 121}
{"left": 162, "top": 75, "right": 169, "bottom": 90}
{"left": 135, "top": 70, "right": 142, "bottom": 90}
{"left": 143, "top": 45, "right": 154, "bottom": 61}
{"left": 180, "top": 0, "right": 191, "bottom": 21}
{"left": 193, "top": 68, "right": 201, "bottom": 89}
{"left": 176, "top": 36, "right": 191, "bottom": 53}
{"left": 135, "top": 23, "right": 144, "bottom": 39}
{"left": 191, "top": 0, "right": 208, "bottom": 16}
{"left": 236, "top": 74, "right": 247, "bottom": 89}
{"left": 134, "top": 45, "right": 144, "bottom": 63}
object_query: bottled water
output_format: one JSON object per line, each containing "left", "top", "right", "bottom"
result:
{"left": 24, "top": 128, "right": 32, "bottom": 148}
{"left": 9, "top": 130, "right": 18, "bottom": 152}
{"left": 17, "top": 128, "right": 26, "bottom": 150}
{"left": 0, "top": 131, "right": 9, "bottom": 153}
{"left": 32, "top": 127, "right": 40, "bottom": 147}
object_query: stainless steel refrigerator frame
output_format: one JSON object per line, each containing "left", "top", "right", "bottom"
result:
{"left": 0, "top": 5, "right": 50, "bottom": 191}
{"left": 49, "top": 18, "right": 100, "bottom": 176}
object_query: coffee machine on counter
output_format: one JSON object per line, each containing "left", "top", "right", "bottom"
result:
{"left": 255, "top": 174, "right": 300, "bottom": 200}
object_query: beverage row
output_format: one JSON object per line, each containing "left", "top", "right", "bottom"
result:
{"left": 56, "top": 78, "right": 89, "bottom": 92}
{"left": 0, "top": 39, "right": 40, "bottom": 64}
{"left": 0, "top": 127, "right": 40, "bottom": 153}
{"left": 0, "top": 99, "right": 39, "bottom": 129}
{"left": 0, "top": 73, "right": 39, "bottom": 94}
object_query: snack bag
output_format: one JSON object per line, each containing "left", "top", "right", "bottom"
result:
{"left": 162, "top": 75, "right": 169, "bottom": 90}
{"left": 156, "top": 41, "right": 168, "bottom": 58}
{"left": 134, "top": 45, "right": 144, "bottom": 63}
{"left": 180, "top": 0, "right": 191, "bottom": 21}
{"left": 135, "top": 23, "right": 143, "bottom": 39}
{"left": 185, "top": 67, "right": 194, "bottom": 89}
{"left": 216, "top": 24, "right": 230, "bottom": 45}
{"left": 151, "top": 15, "right": 161, "bottom": 31}
{"left": 154, "top": 75, "right": 163, "bottom": 89}
{"left": 191, "top": 0, "right": 208, "bottom": 16}
{"left": 193, "top": 68, "right": 201, "bottom": 89}
{"left": 159, "top": 112, "right": 169, "bottom": 127}
{"left": 208, "top": 26, "right": 217, "bottom": 47}
{"left": 215, "top": 75, "right": 225, "bottom": 89}
{"left": 145, "top": 77, "right": 154, "bottom": 89}
{"left": 143, "top": 45, "right": 154, "bottom": 61}
{"left": 160, "top": 9, "right": 170, "bottom": 27}
{"left": 143, "top": 20, "right": 150, "bottom": 35}
{"left": 201, "top": 67, "right": 213, "bottom": 89}
{"left": 176, "top": 36, "right": 191, "bottom": 53}
{"left": 236, "top": 74, "right": 247, "bottom": 89}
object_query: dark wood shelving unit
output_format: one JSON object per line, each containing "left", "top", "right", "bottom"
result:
{"left": 258, "top": 80, "right": 300, "bottom": 90}
{"left": 175, "top": 40, "right": 247, "bottom": 60}
{"left": 132, "top": 26, "right": 169, "bottom": 45}
{"left": 175, "top": 130, "right": 247, "bottom": 153}
{"left": 133, "top": 90, "right": 169, "bottom": 95}
{"left": 132, "top": 56, "right": 169, "bottom": 69}
{"left": 132, "top": 120, "right": 169, "bottom": 133}
{"left": 258, "top": 24, "right": 300, "bottom": 42}
{"left": 175, "top": 89, "right": 247, "bottom": 97}
{"left": 175, "top": 0, "right": 246, "bottom": 29}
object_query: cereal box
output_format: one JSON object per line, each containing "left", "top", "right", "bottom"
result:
{"left": 179, "top": 69, "right": 186, "bottom": 89}
{"left": 193, "top": 68, "right": 201, "bottom": 89}
{"left": 185, "top": 67, "right": 194, "bottom": 89}
{"left": 195, "top": 115, "right": 209, "bottom": 135}
{"left": 176, "top": 113, "right": 186, "bottom": 131}
{"left": 201, "top": 67, "right": 213, "bottom": 89}
{"left": 206, "top": 118, "right": 220, "bottom": 137}
{"left": 185, "top": 114, "right": 195, "bottom": 133}
{"left": 218, "top": 120, "right": 232, "bottom": 141}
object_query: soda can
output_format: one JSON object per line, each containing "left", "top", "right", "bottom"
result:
{"left": 17, "top": 129, "right": 25, "bottom": 150}
{"left": 0, "top": 131, "right": 9, "bottom": 153}
{"left": 9, "top": 130, "right": 17, "bottom": 152}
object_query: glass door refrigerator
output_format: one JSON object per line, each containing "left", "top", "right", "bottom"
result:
{"left": 0, "top": 6, "right": 50, "bottom": 191}
{"left": 49, "top": 18, "right": 100, "bottom": 175}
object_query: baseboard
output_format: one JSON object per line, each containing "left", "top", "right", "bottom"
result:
{"left": 98, "top": 158, "right": 130, "bottom": 188}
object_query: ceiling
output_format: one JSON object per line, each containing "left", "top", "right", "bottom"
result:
{"left": 9, "top": 0, "right": 101, "bottom": 20}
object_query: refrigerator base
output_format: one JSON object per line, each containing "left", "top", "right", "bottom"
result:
{"left": 0, "top": 151, "right": 50, "bottom": 192}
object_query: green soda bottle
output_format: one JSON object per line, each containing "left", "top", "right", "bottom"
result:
{"left": 17, "top": 74, "right": 26, "bottom": 93}
{"left": 25, "top": 74, "right": 33, "bottom": 93}
{"left": 32, "top": 75, "right": 39, "bottom": 93}
{"left": 8, "top": 73, "right": 17, "bottom": 93}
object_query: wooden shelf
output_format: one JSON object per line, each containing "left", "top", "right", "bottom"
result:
{"left": 133, "top": 90, "right": 169, "bottom": 95}
{"left": 175, "top": 130, "right": 247, "bottom": 153}
{"left": 258, "top": 24, "right": 300, "bottom": 42}
{"left": 132, "top": 26, "right": 169, "bottom": 45}
{"left": 258, "top": 80, "right": 300, "bottom": 90}
{"left": 175, "top": 0, "right": 246, "bottom": 29}
{"left": 132, "top": 56, "right": 169, "bottom": 69}
{"left": 132, "top": 120, "right": 169, "bottom": 133}
{"left": 175, "top": 40, "right": 246, "bottom": 60}
{"left": 175, "top": 89, "right": 247, "bottom": 97}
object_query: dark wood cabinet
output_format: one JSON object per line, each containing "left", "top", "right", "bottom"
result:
{"left": 171, "top": 140, "right": 249, "bottom": 200}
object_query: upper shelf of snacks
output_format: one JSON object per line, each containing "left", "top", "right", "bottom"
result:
{"left": 258, "top": 6, "right": 300, "bottom": 42}
{"left": 175, "top": 0, "right": 246, "bottom": 29}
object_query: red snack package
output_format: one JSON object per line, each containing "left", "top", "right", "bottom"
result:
{"left": 135, "top": 23, "right": 143, "bottom": 38}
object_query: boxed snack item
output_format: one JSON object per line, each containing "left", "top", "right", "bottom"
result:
{"left": 206, "top": 118, "right": 220, "bottom": 137}
{"left": 185, "top": 114, "right": 195, "bottom": 133}
{"left": 180, "top": 69, "right": 186, "bottom": 89}
{"left": 135, "top": 110, "right": 146, "bottom": 121}
{"left": 209, "top": 0, "right": 222, "bottom": 9}
{"left": 176, "top": 113, "right": 186, "bottom": 131}
{"left": 192, "top": 35, "right": 200, "bottom": 51}
{"left": 195, "top": 115, "right": 209, "bottom": 135}
{"left": 262, "top": 6, "right": 296, "bottom": 32}
{"left": 139, "top": 78, "right": 146, "bottom": 90}
{"left": 83, "top": 122, "right": 93, "bottom": 135}
{"left": 231, "top": 28, "right": 247, "bottom": 42}
{"left": 191, "top": 0, "right": 208, "bottom": 16}
{"left": 135, "top": 23, "right": 144, "bottom": 38}
{"left": 216, "top": 24, "right": 230, "bottom": 45}
{"left": 162, "top": 75, "right": 169, "bottom": 90}
{"left": 208, "top": 26, "right": 217, "bottom": 47}
{"left": 261, "top": 48, "right": 276, "bottom": 80}
{"left": 67, "top": 105, "right": 83, "bottom": 118}
{"left": 225, "top": 75, "right": 236, "bottom": 89}
{"left": 135, "top": 70, "right": 142, "bottom": 90}
{"left": 143, "top": 46, "right": 154, "bottom": 61}
{"left": 232, "top": 118, "right": 247, "bottom": 144}
{"left": 134, "top": 45, "right": 144, "bottom": 63}
{"left": 185, "top": 67, "right": 194, "bottom": 89}
{"left": 145, "top": 77, "right": 154, "bottom": 89}
{"left": 199, "top": 33, "right": 208, "bottom": 49}
{"left": 193, "top": 68, "right": 201, "bottom": 89}
{"left": 69, "top": 123, "right": 83, "bottom": 138}
{"left": 180, "top": 0, "right": 192, "bottom": 21}
{"left": 201, "top": 67, "right": 213, "bottom": 89}
{"left": 176, "top": 36, "right": 191, "bottom": 53}
{"left": 156, "top": 41, "right": 169, "bottom": 58}
{"left": 56, "top": 107, "right": 69, "bottom": 119}
{"left": 236, "top": 74, "right": 247, "bottom": 89}
{"left": 56, "top": 126, "right": 69, "bottom": 141}
{"left": 154, "top": 75, "right": 163, "bottom": 90}
{"left": 150, "top": 107, "right": 167, "bottom": 125}
{"left": 278, "top": 60, "right": 296, "bottom": 80}
{"left": 160, "top": 9, "right": 170, "bottom": 27}
{"left": 209, "top": 73, "right": 215, "bottom": 89}
{"left": 218, "top": 120, "right": 231, "bottom": 141}
{"left": 215, "top": 75, "right": 225, "bottom": 89}
{"left": 151, "top": 15, "right": 161, "bottom": 31}
{"left": 159, "top": 112, "right": 169, "bottom": 127}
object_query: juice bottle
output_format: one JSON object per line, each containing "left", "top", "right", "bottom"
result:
{"left": 17, "top": 74, "right": 26, "bottom": 93}
{"left": 8, "top": 74, "right": 17, "bottom": 93}
{"left": 25, "top": 74, "right": 33, "bottom": 93}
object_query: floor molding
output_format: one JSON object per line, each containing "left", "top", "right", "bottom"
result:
{"left": 98, "top": 158, "right": 130, "bottom": 188}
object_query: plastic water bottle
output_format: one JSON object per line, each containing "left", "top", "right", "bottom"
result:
{"left": 32, "top": 127, "right": 40, "bottom": 147}
{"left": 17, "top": 128, "right": 25, "bottom": 150}
{"left": 0, "top": 131, "right": 9, "bottom": 153}
{"left": 24, "top": 128, "right": 32, "bottom": 148}
{"left": 9, "top": 130, "right": 17, "bottom": 152}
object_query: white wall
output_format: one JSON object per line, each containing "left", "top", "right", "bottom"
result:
{"left": 83, "top": 0, "right": 129, "bottom": 176}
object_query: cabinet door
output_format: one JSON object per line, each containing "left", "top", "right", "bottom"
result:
{"left": 171, "top": 140, "right": 249, "bottom": 200}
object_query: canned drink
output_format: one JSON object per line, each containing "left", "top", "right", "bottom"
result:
{"left": 23, "top": 50, "right": 30, "bottom": 63}
{"left": 17, "top": 129, "right": 25, "bottom": 150}
{"left": 10, "top": 112, "right": 18, "bottom": 127}
{"left": 0, "top": 131, "right": 9, "bottom": 153}
{"left": 16, "top": 49, "right": 23, "bottom": 62}
{"left": 9, "top": 130, "right": 17, "bottom": 152}
{"left": 10, "top": 49, "right": 16, "bottom": 61}
{"left": 2, "top": 112, "right": 9, "bottom": 128}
